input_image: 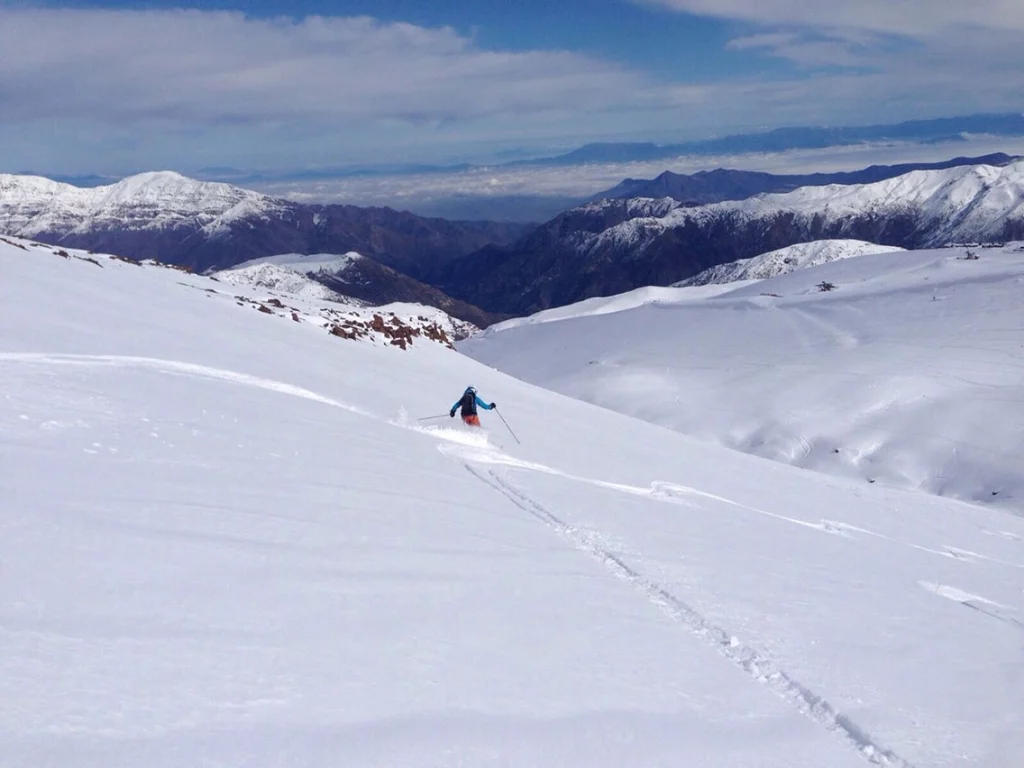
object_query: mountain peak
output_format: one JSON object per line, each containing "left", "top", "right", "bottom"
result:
{"left": 98, "top": 170, "right": 270, "bottom": 205}
{"left": 0, "top": 169, "right": 286, "bottom": 247}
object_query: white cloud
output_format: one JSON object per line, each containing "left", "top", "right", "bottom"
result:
{"left": 640, "top": 0, "right": 1024, "bottom": 119}
{"left": 0, "top": 5, "right": 1021, "bottom": 176}
{"left": 725, "top": 33, "right": 800, "bottom": 51}
{"left": 0, "top": 8, "right": 699, "bottom": 126}
{"left": 727, "top": 31, "right": 878, "bottom": 68}
{"left": 255, "top": 135, "right": 1024, "bottom": 209}
{"left": 636, "top": 0, "right": 1024, "bottom": 38}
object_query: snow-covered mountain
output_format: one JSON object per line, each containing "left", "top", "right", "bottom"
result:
{"left": 678, "top": 239, "right": 906, "bottom": 286}
{"left": 0, "top": 235, "right": 466, "bottom": 350}
{"left": 215, "top": 251, "right": 491, "bottom": 331}
{"left": 215, "top": 253, "right": 367, "bottom": 303}
{"left": 0, "top": 170, "right": 284, "bottom": 238}
{"left": 213, "top": 262, "right": 350, "bottom": 303}
{"left": 441, "top": 160, "right": 1024, "bottom": 315}
{"left": 4, "top": 231, "right": 1024, "bottom": 767}
{"left": 232, "top": 251, "right": 366, "bottom": 273}
{"left": 591, "top": 152, "right": 1021, "bottom": 203}
{"left": 0, "top": 170, "right": 527, "bottom": 278}
{"left": 463, "top": 242, "right": 1024, "bottom": 513}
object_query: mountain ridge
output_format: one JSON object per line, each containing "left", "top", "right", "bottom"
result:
{"left": 676, "top": 240, "right": 907, "bottom": 286}
{"left": 0, "top": 170, "right": 529, "bottom": 278}
{"left": 509, "top": 113, "right": 1024, "bottom": 168}
{"left": 592, "top": 152, "right": 1022, "bottom": 204}
{"left": 440, "top": 160, "right": 1024, "bottom": 315}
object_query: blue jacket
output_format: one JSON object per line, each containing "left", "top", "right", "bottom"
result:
{"left": 452, "top": 391, "right": 493, "bottom": 416}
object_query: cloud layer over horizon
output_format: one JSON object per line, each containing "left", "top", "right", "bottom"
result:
{"left": 0, "top": 4, "right": 1021, "bottom": 175}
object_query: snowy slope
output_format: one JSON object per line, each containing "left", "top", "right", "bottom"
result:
{"left": 213, "top": 252, "right": 367, "bottom": 304}
{"left": 3, "top": 235, "right": 1023, "bottom": 767}
{"left": 678, "top": 239, "right": 906, "bottom": 286}
{"left": 214, "top": 251, "right": 483, "bottom": 337}
{"left": 0, "top": 236, "right": 461, "bottom": 351}
{"left": 217, "top": 252, "right": 365, "bottom": 296}
{"left": 463, "top": 243, "right": 1024, "bottom": 514}
{"left": 231, "top": 251, "right": 365, "bottom": 273}
{"left": 212, "top": 262, "right": 351, "bottom": 303}
{"left": 0, "top": 171, "right": 285, "bottom": 238}
{"left": 483, "top": 283, "right": 750, "bottom": 332}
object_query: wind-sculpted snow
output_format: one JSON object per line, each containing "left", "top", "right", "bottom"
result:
{"left": 3, "top": 234, "right": 1023, "bottom": 767}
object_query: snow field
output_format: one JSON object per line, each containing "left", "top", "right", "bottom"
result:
{"left": 2, "top": 237, "right": 1023, "bottom": 766}
{"left": 464, "top": 244, "right": 1024, "bottom": 513}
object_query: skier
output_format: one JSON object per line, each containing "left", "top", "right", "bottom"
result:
{"left": 450, "top": 386, "right": 495, "bottom": 427}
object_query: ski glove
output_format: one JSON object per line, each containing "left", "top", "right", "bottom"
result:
{"left": 490, "top": 403, "right": 497, "bottom": 408}
{"left": 449, "top": 409, "right": 456, "bottom": 418}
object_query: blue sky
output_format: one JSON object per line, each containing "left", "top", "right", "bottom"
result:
{"left": 0, "top": 0, "right": 1021, "bottom": 175}
{"left": 19, "top": 0, "right": 777, "bottom": 80}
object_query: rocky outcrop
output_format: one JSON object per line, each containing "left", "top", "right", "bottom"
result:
{"left": 325, "top": 311, "right": 456, "bottom": 350}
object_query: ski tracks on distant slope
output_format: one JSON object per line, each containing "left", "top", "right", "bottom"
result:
{"left": 465, "top": 463, "right": 917, "bottom": 768}
{"left": 435, "top": 437, "right": 1024, "bottom": 572}
{"left": 786, "top": 305, "right": 861, "bottom": 352}
{"left": 0, "top": 353, "right": 367, "bottom": 414}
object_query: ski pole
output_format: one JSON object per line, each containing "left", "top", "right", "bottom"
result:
{"left": 418, "top": 414, "right": 450, "bottom": 421}
{"left": 494, "top": 407, "right": 521, "bottom": 445}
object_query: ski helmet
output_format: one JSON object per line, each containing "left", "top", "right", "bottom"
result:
{"left": 465, "top": 386, "right": 476, "bottom": 394}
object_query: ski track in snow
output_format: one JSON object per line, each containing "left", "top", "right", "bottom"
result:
{"left": 790, "top": 306, "right": 860, "bottom": 350}
{"left": 0, "top": 353, "right": 368, "bottom": 415}
{"left": 917, "top": 581, "right": 1024, "bottom": 630}
{"left": 5, "top": 351, "right": 1019, "bottom": 764}
{"left": 463, "top": 464, "right": 916, "bottom": 768}
{"left": 918, "top": 581, "right": 1010, "bottom": 609}
{"left": 7, "top": 352, "right": 1019, "bottom": 577}
{"left": 425, "top": 431, "right": 1024, "bottom": 573}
